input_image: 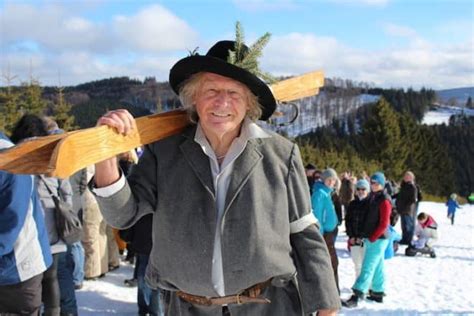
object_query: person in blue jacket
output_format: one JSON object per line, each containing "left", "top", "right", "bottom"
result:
{"left": 446, "top": 193, "right": 461, "bottom": 225}
{"left": 312, "top": 168, "right": 340, "bottom": 292}
{"left": 384, "top": 225, "right": 401, "bottom": 259}
{"left": 0, "top": 132, "right": 53, "bottom": 315}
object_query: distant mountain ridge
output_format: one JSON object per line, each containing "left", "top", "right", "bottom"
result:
{"left": 436, "top": 87, "right": 473, "bottom": 105}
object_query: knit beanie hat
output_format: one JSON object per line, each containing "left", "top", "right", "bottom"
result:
{"left": 370, "top": 172, "right": 386, "bottom": 187}
{"left": 356, "top": 179, "right": 370, "bottom": 192}
{"left": 321, "top": 168, "right": 338, "bottom": 181}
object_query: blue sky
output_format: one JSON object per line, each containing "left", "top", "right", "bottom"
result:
{"left": 1, "top": 0, "right": 473, "bottom": 89}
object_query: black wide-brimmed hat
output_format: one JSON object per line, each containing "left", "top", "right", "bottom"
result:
{"left": 169, "top": 40, "right": 276, "bottom": 121}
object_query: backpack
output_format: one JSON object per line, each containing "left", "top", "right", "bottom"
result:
{"left": 40, "top": 177, "right": 83, "bottom": 245}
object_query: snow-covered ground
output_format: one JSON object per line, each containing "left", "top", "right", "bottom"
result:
{"left": 423, "top": 106, "right": 474, "bottom": 125}
{"left": 76, "top": 202, "right": 474, "bottom": 315}
{"left": 339, "top": 202, "right": 474, "bottom": 315}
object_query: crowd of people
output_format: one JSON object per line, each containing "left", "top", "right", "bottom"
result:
{"left": 0, "top": 115, "right": 134, "bottom": 315}
{"left": 304, "top": 165, "right": 447, "bottom": 307}
{"left": 0, "top": 34, "right": 464, "bottom": 316}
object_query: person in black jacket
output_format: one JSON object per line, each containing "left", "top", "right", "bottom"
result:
{"left": 395, "top": 171, "right": 418, "bottom": 245}
{"left": 345, "top": 179, "right": 370, "bottom": 278}
{"left": 121, "top": 214, "right": 164, "bottom": 316}
{"left": 343, "top": 172, "right": 391, "bottom": 308}
{"left": 305, "top": 163, "right": 317, "bottom": 195}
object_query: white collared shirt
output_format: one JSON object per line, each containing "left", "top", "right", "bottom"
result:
{"left": 194, "top": 117, "right": 271, "bottom": 296}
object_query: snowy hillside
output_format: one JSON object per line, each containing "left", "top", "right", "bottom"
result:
{"left": 423, "top": 105, "right": 474, "bottom": 125}
{"left": 76, "top": 202, "right": 474, "bottom": 315}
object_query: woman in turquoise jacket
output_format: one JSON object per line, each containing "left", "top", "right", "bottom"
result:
{"left": 312, "top": 168, "right": 339, "bottom": 291}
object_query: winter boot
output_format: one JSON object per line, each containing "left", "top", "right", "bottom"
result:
{"left": 367, "top": 291, "right": 384, "bottom": 303}
{"left": 423, "top": 246, "right": 436, "bottom": 258}
{"left": 124, "top": 278, "right": 138, "bottom": 287}
{"left": 342, "top": 289, "right": 364, "bottom": 308}
{"left": 405, "top": 245, "right": 417, "bottom": 256}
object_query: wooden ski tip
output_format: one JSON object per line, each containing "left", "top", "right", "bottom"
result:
{"left": 270, "top": 70, "right": 324, "bottom": 102}
{"left": 0, "top": 134, "right": 66, "bottom": 176}
{"left": 48, "top": 110, "right": 190, "bottom": 178}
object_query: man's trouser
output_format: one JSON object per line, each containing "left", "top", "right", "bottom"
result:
{"left": 0, "top": 273, "right": 43, "bottom": 315}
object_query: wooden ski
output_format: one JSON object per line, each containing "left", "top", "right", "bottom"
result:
{"left": 0, "top": 70, "right": 324, "bottom": 178}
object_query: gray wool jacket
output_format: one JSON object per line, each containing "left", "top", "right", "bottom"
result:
{"left": 95, "top": 125, "right": 340, "bottom": 315}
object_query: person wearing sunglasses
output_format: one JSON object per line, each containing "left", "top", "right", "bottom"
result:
{"left": 344, "top": 179, "right": 370, "bottom": 278}
{"left": 343, "top": 172, "right": 391, "bottom": 308}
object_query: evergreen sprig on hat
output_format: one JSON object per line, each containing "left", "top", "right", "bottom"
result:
{"left": 227, "top": 21, "right": 276, "bottom": 84}
{"left": 169, "top": 22, "right": 278, "bottom": 120}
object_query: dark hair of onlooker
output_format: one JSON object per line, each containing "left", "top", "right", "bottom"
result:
{"left": 10, "top": 114, "right": 49, "bottom": 144}
{"left": 417, "top": 212, "right": 428, "bottom": 221}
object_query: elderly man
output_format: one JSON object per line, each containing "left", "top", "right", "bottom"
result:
{"left": 92, "top": 38, "right": 340, "bottom": 315}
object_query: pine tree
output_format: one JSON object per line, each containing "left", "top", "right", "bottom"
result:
{"left": 0, "top": 69, "right": 21, "bottom": 135}
{"left": 466, "top": 96, "right": 473, "bottom": 109}
{"left": 18, "top": 79, "right": 48, "bottom": 115}
{"left": 359, "top": 97, "right": 408, "bottom": 179}
{"left": 0, "top": 88, "right": 21, "bottom": 135}
{"left": 156, "top": 96, "right": 164, "bottom": 113}
{"left": 53, "top": 86, "right": 75, "bottom": 131}
{"left": 420, "top": 127, "right": 455, "bottom": 196}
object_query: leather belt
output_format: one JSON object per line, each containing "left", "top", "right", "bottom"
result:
{"left": 176, "top": 279, "right": 272, "bottom": 306}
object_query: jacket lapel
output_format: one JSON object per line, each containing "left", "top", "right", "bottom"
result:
{"left": 224, "top": 139, "right": 262, "bottom": 213}
{"left": 179, "top": 128, "right": 215, "bottom": 198}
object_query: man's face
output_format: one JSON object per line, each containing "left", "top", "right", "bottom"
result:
{"left": 404, "top": 173, "right": 414, "bottom": 183}
{"left": 194, "top": 72, "right": 249, "bottom": 139}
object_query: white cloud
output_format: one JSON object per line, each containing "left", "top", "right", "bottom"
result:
{"left": 64, "top": 17, "right": 94, "bottom": 32}
{"left": 0, "top": 2, "right": 472, "bottom": 89}
{"left": 112, "top": 5, "right": 198, "bottom": 52}
{"left": 231, "top": 0, "right": 300, "bottom": 12}
{"left": 0, "top": 3, "right": 198, "bottom": 85}
{"left": 261, "top": 32, "right": 473, "bottom": 89}
{"left": 0, "top": 3, "right": 197, "bottom": 54}
{"left": 234, "top": 0, "right": 389, "bottom": 10}
{"left": 262, "top": 33, "right": 342, "bottom": 75}
{"left": 0, "top": 3, "right": 113, "bottom": 53}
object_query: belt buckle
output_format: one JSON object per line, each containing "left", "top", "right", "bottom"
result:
{"left": 236, "top": 293, "right": 242, "bottom": 305}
